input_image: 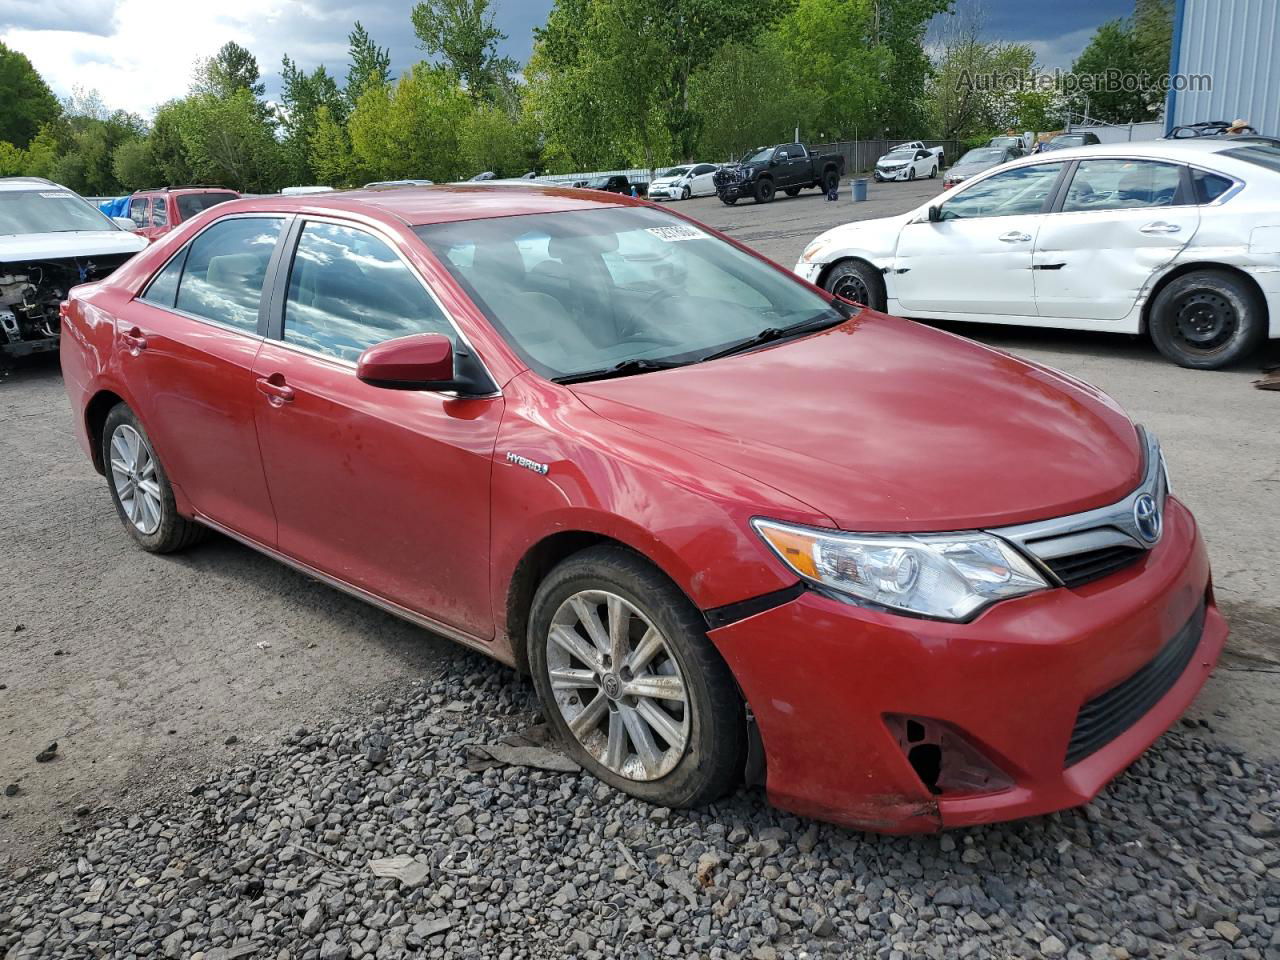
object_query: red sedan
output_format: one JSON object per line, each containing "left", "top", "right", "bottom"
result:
{"left": 59, "top": 185, "right": 1227, "bottom": 832}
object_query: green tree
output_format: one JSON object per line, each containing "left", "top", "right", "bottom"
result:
{"left": 193, "top": 41, "right": 266, "bottom": 99}
{"left": 46, "top": 107, "right": 147, "bottom": 194}
{"left": 279, "top": 56, "right": 347, "bottom": 183}
{"left": 1069, "top": 19, "right": 1148, "bottom": 123}
{"left": 20, "top": 125, "right": 61, "bottom": 179}
{"left": 174, "top": 90, "right": 285, "bottom": 192}
{"left": 0, "top": 42, "right": 61, "bottom": 149}
{"left": 0, "top": 141, "right": 25, "bottom": 176}
{"left": 346, "top": 21, "right": 392, "bottom": 108}
{"left": 689, "top": 38, "right": 813, "bottom": 159}
{"left": 112, "top": 137, "right": 162, "bottom": 189}
{"left": 147, "top": 101, "right": 197, "bottom": 186}
{"left": 411, "top": 0, "right": 518, "bottom": 101}
{"left": 348, "top": 63, "right": 472, "bottom": 182}
{"left": 309, "top": 105, "right": 356, "bottom": 186}
{"left": 459, "top": 103, "right": 534, "bottom": 177}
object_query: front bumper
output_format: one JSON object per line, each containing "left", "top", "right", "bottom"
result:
{"left": 793, "top": 260, "right": 823, "bottom": 285}
{"left": 874, "top": 168, "right": 908, "bottom": 181}
{"left": 709, "top": 496, "right": 1226, "bottom": 833}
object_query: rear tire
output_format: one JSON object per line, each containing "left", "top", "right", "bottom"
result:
{"left": 102, "top": 404, "right": 206, "bottom": 553}
{"left": 1149, "top": 269, "right": 1265, "bottom": 369}
{"left": 753, "top": 179, "right": 775, "bottom": 204}
{"left": 929, "top": 165, "right": 938, "bottom": 179}
{"left": 823, "top": 258, "right": 887, "bottom": 311}
{"left": 822, "top": 170, "right": 839, "bottom": 193}
{"left": 528, "top": 546, "right": 744, "bottom": 808}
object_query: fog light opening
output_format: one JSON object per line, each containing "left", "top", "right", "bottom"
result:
{"left": 885, "top": 714, "right": 1015, "bottom": 797}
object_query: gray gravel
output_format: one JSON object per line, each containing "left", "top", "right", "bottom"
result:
{"left": 3, "top": 658, "right": 1278, "bottom": 960}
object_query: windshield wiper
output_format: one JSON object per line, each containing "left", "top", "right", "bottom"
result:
{"left": 553, "top": 357, "right": 689, "bottom": 385}
{"left": 699, "top": 313, "right": 846, "bottom": 362}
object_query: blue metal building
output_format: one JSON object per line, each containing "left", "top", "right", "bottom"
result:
{"left": 1165, "top": 0, "right": 1280, "bottom": 135}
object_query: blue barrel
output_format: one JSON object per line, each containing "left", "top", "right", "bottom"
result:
{"left": 850, "top": 178, "right": 869, "bottom": 202}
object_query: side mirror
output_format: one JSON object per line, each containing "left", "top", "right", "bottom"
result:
{"left": 769, "top": 157, "right": 779, "bottom": 167}
{"left": 927, "top": 204, "right": 943, "bottom": 223}
{"left": 358, "top": 333, "right": 459, "bottom": 391}
{"left": 114, "top": 217, "right": 138, "bottom": 232}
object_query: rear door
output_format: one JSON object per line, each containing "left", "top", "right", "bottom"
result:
{"left": 690, "top": 164, "right": 718, "bottom": 196}
{"left": 250, "top": 217, "right": 502, "bottom": 637}
{"left": 128, "top": 196, "right": 150, "bottom": 235}
{"left": 894, "top": 161, "right": 1066, "bottom": 316}
{"left": 123, "top": 214, "right": 288, "bottom": 543}
{"left": 778, "top": 144, "right": 809, "bottom": 187}
{"left": 1034, "top": 158, "right": 1199, "bottom": 320}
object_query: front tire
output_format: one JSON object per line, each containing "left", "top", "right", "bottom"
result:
{"left": 1149, "top": 269, "right": 1265, "bottom": 369}
{"left": 102, "top": 404, "right": 205, "bottom": 553}
{"left": 908, "top": 167, "right": 916, "bottom": 181}
{"left": 823, "top": 258, "right": 887, "bottom": 311}
{"left": 681, "top": 185, "right": 690, "bottom": 200}
{"left": 784, "top": 186, "right": 801, "bottom": 197}
{"left": 719, "top": 194, "right": 737, "bottom": 206}
{"left": 528, "top": 546, "right": 744, "bottom": 808}
{"left": 753, "top": 179, "right": 775, "bottom": 204}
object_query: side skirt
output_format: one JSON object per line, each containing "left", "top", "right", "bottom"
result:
{"left": 194, "top": 514, "right": 509, "bottom": 665}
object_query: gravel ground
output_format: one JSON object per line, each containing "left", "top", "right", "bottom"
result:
{"left": 2, "top": 663, "right": 1279, "bottom": 960}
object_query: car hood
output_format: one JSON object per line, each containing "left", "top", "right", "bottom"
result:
{"left": 0, "top": 230, "right": 148, "bottom": 262}
{"left": 570, "top": 313, "right": 1142, "bottom": 532}
{"left": 651, "top": 176, "right": 683, "bottom": 186}
{"left": 947, "top": 162, "right": 997, "bottom": 178}
{"left": 877, "top": 156, "right": 913, "bottom": 166}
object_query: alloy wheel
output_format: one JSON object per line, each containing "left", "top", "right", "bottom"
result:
{"left": 545, "top": 590, "right": 691, "bottom": 781}
{"left": 109, "top": 423, "right": 162, "bottom": 535}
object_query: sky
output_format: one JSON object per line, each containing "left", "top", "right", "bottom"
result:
{"left": 0, "top": 0, "right": 1136, "bottom": 118}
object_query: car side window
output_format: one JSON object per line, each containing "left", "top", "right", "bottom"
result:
{"left": 694, "top": 164, "right": 715, "bottom": 175}
{"left": 140, "top": 246, "right": 188, "bottom": 308}
{"left": 283, "top": 221, "right": 454, "bottom": 363}
{"left": 1193, "top": 169, "right": 1234, "bottom": 203}
{"left": 152, "top": 197, "right": 168, "bottom": 227}
{"left": 1061, "top": 159, "right": 1185, "bottom": 212}
{"left": 129, "top": 197, "right": 148, "bottom": 228}
{"left": 939, "top": 163, "right": 1064, "bottom": 220}
{"left": 174, "top": 217, "right": 284, "bottom": 332}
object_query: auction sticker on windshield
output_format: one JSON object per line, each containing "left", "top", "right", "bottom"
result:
{"left": 646, "top": 225, "right": 706, "bottom": 242}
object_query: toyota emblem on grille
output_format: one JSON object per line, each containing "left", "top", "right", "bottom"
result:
{"left": 1133, "top": 493, "right": 1161, "bottom": 544}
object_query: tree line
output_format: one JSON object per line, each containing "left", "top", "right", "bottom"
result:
{"left": 0, "top": 0, "right": 1173, "bottom": 196}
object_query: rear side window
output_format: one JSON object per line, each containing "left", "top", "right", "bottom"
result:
{"left": 174, "top": 217, "right": 284, "bottom": 332}
{"left": 152, "top": 197, "right": 168, "bottom": 227}
{"left": 140, "top": 245, "right": 187, "bottom": 308}
{"left": 129, "top": 197, "right": 148, "bottom": 228}
{"left": 283, "top": 221, "right": 453, "bottom": 362}
{"left": 1061, "top": 159, "right": 1184, "bottom": 212}
{"left": 176, "top": 192, "right": 237, "bottom": 221}
{"left": 1193, "top": 169, "right": 1235, "bottom": 203}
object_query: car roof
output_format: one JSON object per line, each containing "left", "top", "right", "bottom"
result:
{"left": 1008, "top": 138, "right": 1261, "bottom": 164}
{"left": 212, "top": 183, "right": 641, "bottom": 228}
{"left": 0, "top": 176, "right": 72, "bottom": 193}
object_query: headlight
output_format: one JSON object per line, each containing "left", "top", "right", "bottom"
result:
{"left": 752, "top": 519, "right": 1047, "bottom": 620}
{"left": 800, "top": 237, "right": 832, "bottom": 262}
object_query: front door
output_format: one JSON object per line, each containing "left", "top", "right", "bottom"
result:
{"left": 124, "top": 215, "right": 287, "bottom": 544}
{"left": 893, "top": 162, "right": 1066, "bottom": 316}
{"left": 1034, "top": 158, "right": 1200, "bottom": 320}
{"left": 251, "top": 219, "right": 503, "bottom": 638}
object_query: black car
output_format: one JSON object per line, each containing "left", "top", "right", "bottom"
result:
{"left": 579, "top": 175, "right": 639, "bottom": 195}
{"left": 713, "top": 143, "right": 846, "bottom": 205}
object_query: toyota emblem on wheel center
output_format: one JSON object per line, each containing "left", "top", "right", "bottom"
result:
{"left": 1134, "top": 493, "right": 1162, "bottom": 544}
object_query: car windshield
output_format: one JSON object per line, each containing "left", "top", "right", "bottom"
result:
{"left": 960, "top": 149, "right": 1004, "bottom": 163}
{"left": 746, "top": 148, "right": 774, "bottom": 162}
{"left": 0, "top": 189, "right": 116, "bottom": 236}
{"left": 175, "top": 192, "right": 236, "bottom": 220}
{"left": 662, "top": 167, "right": 689, "bottom": 178}
{"left": 885, "top": 149, "right": 914, "bottom": 158}
{"left": 416, "top": 206, "right": 842, "bottom": 381}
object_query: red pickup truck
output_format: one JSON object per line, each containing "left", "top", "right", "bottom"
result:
{"left": 126, "top": 186, "right": 239, "bottom": 240}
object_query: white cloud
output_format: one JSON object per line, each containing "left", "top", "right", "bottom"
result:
{"left": 1, "top": 0, "right": 354, "bottom": 116}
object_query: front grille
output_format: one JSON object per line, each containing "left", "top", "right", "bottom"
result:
{"left": 1064, "top": 601, "right": 1205, "bottom": 767}
{"left": 1043, "top": 545, "right": 1145, "bottom": 589}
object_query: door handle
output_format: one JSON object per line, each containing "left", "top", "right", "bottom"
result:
{"left": 998, "top": 231, "right": 1031, "bottom": 242}
{"left": 122, "top": 327, "right": 147, "bottom": 354}
{"left": 255, "top": 375, "right": 295, "bottom": 405}
{"left": 1140, "top": 221, "right": 1181, "bottom": 234}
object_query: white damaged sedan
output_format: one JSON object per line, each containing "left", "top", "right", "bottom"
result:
{"left": 796, "top": 139, "right": 1280, "bottom": 369}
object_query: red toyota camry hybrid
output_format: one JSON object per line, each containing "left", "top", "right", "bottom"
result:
{"left": 60, "top": 184, "right": 1227, "bottom": 832}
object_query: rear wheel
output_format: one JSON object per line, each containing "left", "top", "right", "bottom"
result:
{"left": 823, "top": 258, "right": 886, "bottom": 311}
{"left": 528, "top": 546, "right": 744, "bottom": 808}
{"left": 929, "top": 165, "right": 938, "bottom": 178}
{"left": 753, "top": 179, "right": 775, "bottom": 203}
{"left": 1149, "top": 269, "right": 1265, "bottom": 369}
{"left": 102, "top": 404, "right": 206, "bottom": 553}
{"left": 822, "top": 170, "right": 839, "bottom": 193}
{"left": 784, "top": 186, "right": 801, "bottom": 197}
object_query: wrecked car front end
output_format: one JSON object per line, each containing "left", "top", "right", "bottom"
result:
{"left": 2, "top": 252, "right": 139, "bottom": 359}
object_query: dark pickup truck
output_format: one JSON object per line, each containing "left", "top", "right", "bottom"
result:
{"left": 713, "top": 143, "right": 846, "bottom": 204}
